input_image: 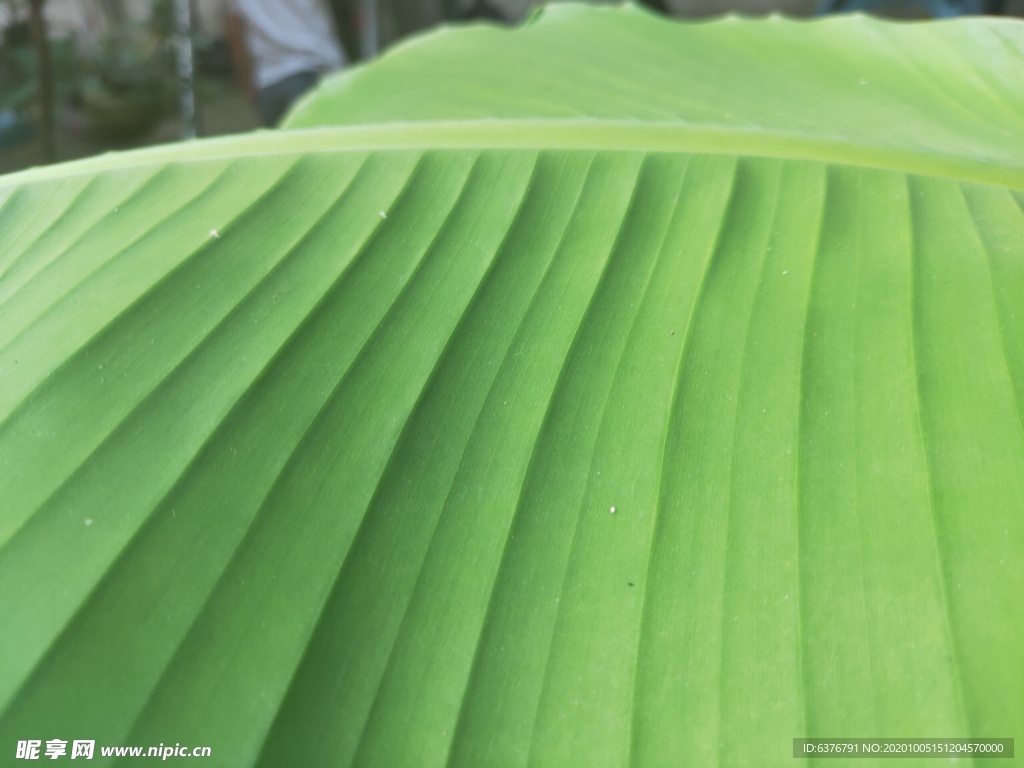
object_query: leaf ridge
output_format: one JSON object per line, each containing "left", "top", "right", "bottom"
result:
{"left": 345, "top": 152, "right": 546, "bottom": 766}
{"left": 116, "top": 151, "right": 450, "bottom": 764}
{"left": 0, "top": 176, "right": 96, "bottom": 291}
{"left": 957, "top": 183, "right": 1024, "bottom": 453}
{"left": 0, "top": 156, "right": 295, "bottom": 430}
{"left": 251, "top": 151, "right": 538, "bottom": 767}
{"left": 0, "top": 153, "right": 383, "bottom": 715}
{"left": 793, "top": 163, "right": 832, "bottom": 754}
{"left": 0, "top": 166, "right": 166, "bottom": 313}
{"left": 0, "top": 156, "right": 314, "bottom": 545}
{"left": 441, "top": 152, "right": 603, "bottom": 768}
{"left": 715, "top": 160, "right": 783, "bottom": 768}
{"left": 627, "top": 156, "right": 740, "bottom": 768}
{"left": 522, "top": 154, "right": 662, "bottom": 765}
{"left": 5, "top": 120, "right": 1024, "bottom": 193}
{"left": 906, "top": 176, "right": 976, "bottom": 750}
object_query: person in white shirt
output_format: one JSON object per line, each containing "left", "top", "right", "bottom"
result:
{"left": 226, "top": 0, "right": 347, "bottom": 126}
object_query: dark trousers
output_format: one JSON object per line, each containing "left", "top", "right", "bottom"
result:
{"left": 256, "top": 70, "right": 320, "bottom": 127}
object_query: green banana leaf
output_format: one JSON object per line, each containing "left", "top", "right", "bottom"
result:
{"left": 2, "top": 4, "right": 1023, "bottom": 766}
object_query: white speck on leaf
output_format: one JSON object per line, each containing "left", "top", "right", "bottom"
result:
{"left": 379, "top": 211, "right": 387, "bottom": 219}
{"left": 84, "top": 519, "right": 93, "bottom": 527}
{"left": 610, "top": 506, "right": 616, "bottom": 514}
{"left": 210, "top": 229, "right": 220, "bottom": 239}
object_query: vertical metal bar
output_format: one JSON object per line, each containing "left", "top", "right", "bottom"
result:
{"left": 27, "top": 0, "right": 55, "bottom": 163}
{"left": 174, "top": 0, "right": 196, "bottom": 139}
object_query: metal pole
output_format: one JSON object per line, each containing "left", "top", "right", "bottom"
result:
{"left": 359, "top": 0, "right": 378, "bottom": 59}
{"left": 173, "top": 0, "right": 196, "bottom": 139}
{"left": 27, "top": 0, "right": 55, "bottom": 163}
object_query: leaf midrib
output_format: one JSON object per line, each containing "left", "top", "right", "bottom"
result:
{"left": 3, "top": 120, "right": 1023, "bottom": 192}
